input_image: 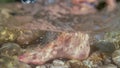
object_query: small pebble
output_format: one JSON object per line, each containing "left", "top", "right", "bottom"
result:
{"left": 53, "top": 59, "right": 65, "bottom": 66}
{"left": 0, "top": 43, "right": 22, "bottom": 56}
{"left": 36, "top": 65, "right": 46, "bottom": 68}
{"left": 50, "top": 65, "right": 69, "bottom": 68}
{"left": 98, "top": 64, "right": 117, "bottom": 68}
{"left": 112, "top": 49, "right": 120, "bottom": 67}
{"left": 103, "top": 57, "right": 112, "bottom": 65}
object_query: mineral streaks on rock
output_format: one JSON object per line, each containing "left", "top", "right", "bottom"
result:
{"left": 19, "top": 32, "right": 90, "bottom": 65}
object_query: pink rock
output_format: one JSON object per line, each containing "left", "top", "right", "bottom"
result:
{"left": 19, "top": 32, "right": 90, "bottom": 65}
{"left": 70, "top": 0, "right": 116, "bottom": 15}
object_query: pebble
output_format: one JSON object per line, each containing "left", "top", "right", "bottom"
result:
{"left": 0, "top": 56, "right": 31, "bottom": 68}
{"left": 0, "top": 43, "right": 22, "bottom": 56}
{"left": 53, "top": 59, "right": 65, "bottom": 66}
{"left": 103, "top": 57, "right": 112, "bottom": 65}
{"left": 50, "top": 59, "right": 69, "bottom": 68}
{"left": 36, "top": 59, "right": 69, "bottom": 68}
{"left": 112, "top": 49, "right": 120, "bottom": 67}
{"left": 36, "top": 65, "right": 46, "bottom": 68}
{"left": 67, "top": 60, "right": 88, "bottom": 68}
{"left": 17, "top": 30, "right": 40, "bottom": 45}
{"left": 98, "top": 64, "right": 117, "bottom": 68}
{"left": 95, "top": 41, "right": 115, "bottom": 54}
{"left": 84, "top": 51, "right": 104, "bottom": 68}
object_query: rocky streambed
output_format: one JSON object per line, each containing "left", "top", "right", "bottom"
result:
{"left": 0, "top": 1, "right": 120, "bottom": 68}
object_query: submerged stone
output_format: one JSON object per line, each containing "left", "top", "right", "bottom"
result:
{"left": 0, "top": 43, "right": 22, "bottom": 57}
{"left": 112, "top": 49, "right": 120, "bottom": 67}
{"left": 19, "top": 32, "right": 90, "bottom": 65}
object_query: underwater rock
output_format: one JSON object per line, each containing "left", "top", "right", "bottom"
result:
{"left": 0, "top": 56, "right": 31, "bottom": 68}
{"left": 52, "top": 59, "right": 65, "bottom": 66}
{"left": 41, "top": 31, "right": 60, "bottom": 45}
{"left": 67, "top": 60, "right": 89, "bottom": 68}
{"left": 19, "top": 32, "right": 90, "bottom": 65}
{"left": 0, "top": 8, "right": 12, "bottom": 19}
{"left": 36, "top": 59, "right": 69, "bottom": 68}
{"left": 50, "top": 59, "right": 69, "bottom": 68}
{"left": 98, "top": 64, "right": 117, "bottom": 68}
{"left": 0, "top": 27, "right": 19, "bottom": 44}
{"left": 36, "top": 65, "right": 46, "bottom": 68}
{"left": 93, "top": 41, "right": 115, "bottom": 55}
{"left": 104, "top": 31, "right": 120, "bottom": 49}
{"left": 71, "top": 0, "right": 116, "bottom": 12}
{"left": 22, "top": 0, "right": 117, "bottom": 16}
{"left": 103, "top": 56, "right": 112, "bottom": 65}
{"left": 70, "top": 2, "right": 96, "bottom": 15}
{"left": 83, "top": 51, "right": 104, "bottom": 68}
{"left": 105, "top": 0, "right": 116, "bottom": 11}
{"left": 17, "top": 30, "right": 45, "bottom": 45}
{"left": 112, "top": 49, "right": 120, "bottom": 67}
{"left": 0, "top": 43, "right": 22, "bottom": 57}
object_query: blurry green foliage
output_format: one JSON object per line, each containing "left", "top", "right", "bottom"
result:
{"left": 0, "top": 0, "right": 16, "bottom": 3}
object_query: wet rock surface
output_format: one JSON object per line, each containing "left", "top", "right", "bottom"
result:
{"left": 0, "top": 27, "right": 19, "bottom": 44}
{"left": 0, "top": 43, "right": 22, "bottom": 56}
{"left": 17, "top": 30, "right": 43, "bottom": 45}
{"left": 0, "top": 1, "right": 120, "bottom": 68}
{"left": 0, "top": 56, "right": 31, "bottom": 68}
{"left": 19, "top": 32, "right": 90, "bottom": 65}
{"left": 98, "top": 64, "right": 117, "bottom": 68}
{"left": 112, "top": 49, "right": 120, "bottom": 67}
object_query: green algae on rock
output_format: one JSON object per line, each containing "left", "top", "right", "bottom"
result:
{"left": 0, "top": 43, "right": 22, "bottom": 57}
{"left": 17, "top": 30, "right": 41, "bottom": 45}
{"left": 0, "top": 27, "right": 19, "bottom": 44}
{"left": 104, "top": 31, "right": 120, "bottom": 49}
{"left": 0, "top": 42, "right": 31, "bottom": 68}
{"left": 0, "top": 56, "right": 31, "bottom": 68}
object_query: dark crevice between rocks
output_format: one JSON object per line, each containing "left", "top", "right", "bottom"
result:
{"left": 96, "top": 0, "right": 120, "bottom": 11}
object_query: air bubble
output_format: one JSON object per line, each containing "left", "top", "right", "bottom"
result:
{"left": 21, "top": 0, "right": 36, "bottom": 4}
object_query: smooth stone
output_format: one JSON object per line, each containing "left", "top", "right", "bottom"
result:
{"left": 98, "top": 64, "right": 117, "bottom": 68}
{"left": 53, "top": 59, "right": 65, "bottom": 66}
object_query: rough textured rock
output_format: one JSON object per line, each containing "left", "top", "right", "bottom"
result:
{"left": 19, "top": 32, "right": 90, "bottom": 65}
{"left": 36, "top": 59, "right": 70, "bottom": 68}
{"left": 0, "top": 43, "right": 22, "bottom": 57}
{"left": 0, "top": 27, "right": 19, "bottom": 44}
{"left": 67, "top": 60, "right": 89, "bottom": 68}
{"left": 0, "top": 56, "right": 31, "bottom": 68}
{"left": 82, "top": 51, "right": 104, "bottom": 68}
{"left": 112, "top": 49, "right": 120, "bottom": 67}
{"left": 50, "top": 59, "right": 69, "bottom": 68}
{"left": 104, "top": 31, "right": 120, "bottom": 49}
{"left": 17, "top": 30, "right": 44, "bottom": 45}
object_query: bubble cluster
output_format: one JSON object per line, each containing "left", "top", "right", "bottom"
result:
{"left": 21, "top": 0, "right": 36, "bottom": 4}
